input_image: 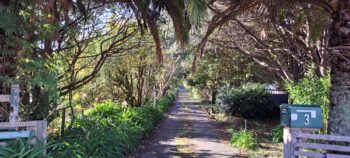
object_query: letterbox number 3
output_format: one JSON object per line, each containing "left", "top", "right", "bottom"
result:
{"left": 305, "top": 114, "right": 310, "bottom": 125}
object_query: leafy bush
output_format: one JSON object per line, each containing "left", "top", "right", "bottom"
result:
{"left": 87, "top": 101, "right": 124, "bottom": 119}
{"left": 272, "top": 125, "right": 284, "bottom": 143}
{"left": 230, "top": 130, "right": 257, "bottom": 151}
{"left": 216, "top": 83, "right": 276, "bottom": 118}
{"left": 0, "top": 136, "right": 57, "bottom": 158}
{"left": 52, "top": 94, "right": 175, "bottom": 158}
{"left": 284, "top": 68, "right": 330, "bottom": 132}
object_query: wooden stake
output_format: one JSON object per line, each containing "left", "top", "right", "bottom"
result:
{"left": 61, "top": 108, "right": 66, "bottom": 137}
{"left": 9, "top": 84, "right": 20, "bottom": 123}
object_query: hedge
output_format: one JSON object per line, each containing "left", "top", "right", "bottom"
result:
{"left": 216, "top": 83, "right": 277, "bottom": 119}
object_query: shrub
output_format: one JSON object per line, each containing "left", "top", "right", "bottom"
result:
{"left": 52, "top": 94, "right": 175, "bottom": 158}
{"left": 230, "top": 129, "right": 257, "bottom": 152}
{"left": 216, "top": 83, "right": 276, "bottom": 119}
{"left": 284, "top": 68, "right": 330, "bottom": 133}
{"left": 272, "top": 125, "right": 284, "bottom": 143}
{"left": 87, "top": 101, "right": 124, "bottom": 119}
{"left": 0, "top": 136, "right": 57, "bottom": 158}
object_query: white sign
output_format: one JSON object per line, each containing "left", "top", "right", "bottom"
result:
{"left": 296, "top": 110, "right": 316, "bottom": 118}
{"left": 291, "top": 113, "right": 298, "bottom": 121}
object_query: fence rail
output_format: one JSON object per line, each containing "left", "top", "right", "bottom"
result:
{"left": 295, "top": 132, "right": 350, "bottom": 142}
{"left": 0, "top": 84, "right": 47, "bottom": 148}
{"left": 284, "top": 128, "right": 350, "bottom": 158}
{"left": 0, "top": 121, "right": 47, "bottom": 140}
{"left": 0, "top": 95, "right": 10, "bottom": 102}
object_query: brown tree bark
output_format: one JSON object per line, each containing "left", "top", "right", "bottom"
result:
{"left": 328, "top": 0, "right": 350, "bottom": 135}
{"left": 136, "top": 65, "right": 146, "bottom": 107}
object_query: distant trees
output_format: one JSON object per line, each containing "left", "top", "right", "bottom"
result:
{"left": 187, "top": 46, "right": 275, "bottom": 102}
{"left": 85, "top": 29, "right": 185, "bottom": 107}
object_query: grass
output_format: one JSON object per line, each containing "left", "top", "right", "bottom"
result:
{"left": 200, "top": 101, "right": 283, "bottom": 158}
{"left": 230, "top": 129, "right": 258, "bottom": 153}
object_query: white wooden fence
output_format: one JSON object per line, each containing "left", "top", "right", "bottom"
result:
{"left": 284, "top": 127, "right": 350, "bottom": 158}
{"left": 0, "top": 84, "right": 47, "bottom": 145}
{"left": 0, "top": 121, "right": 47, "bottom": 145}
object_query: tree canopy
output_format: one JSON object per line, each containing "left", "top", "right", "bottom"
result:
{"left": 1, "top": 0, "right": 350, "bottom": 136}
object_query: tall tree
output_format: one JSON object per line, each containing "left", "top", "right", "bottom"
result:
{"left": 328, "top": 0, "right": 350, "bottom": 135}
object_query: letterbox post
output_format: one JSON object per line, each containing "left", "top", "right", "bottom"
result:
{"left": 283, "top": 127, "right": 297, "bottom": 158}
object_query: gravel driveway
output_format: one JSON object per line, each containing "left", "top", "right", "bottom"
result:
{"left": 132, "top": 87, "right": 242, "bottom": 158}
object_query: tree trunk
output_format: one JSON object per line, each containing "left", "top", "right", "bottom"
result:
{"left": 328, "top": 0, "right": 350, "bottom": 135}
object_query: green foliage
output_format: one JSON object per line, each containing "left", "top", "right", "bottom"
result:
{"left": 230, "top": 130, "right": 258, "bottom": 151}
{"left": 52, "top": 94, "right": 175, "bottom": 158}
{"left": 19, "top": 57, "right": 59, "bottom": 120}
{"left": 185, "top": 0, "right": 207, "bottom": 27}
{"left": 188, "top": 87, "right": 202, "bottom": 100}
{"left": 187, "top": 47, "right": 275, "bottom": 91}
{"left": 86, "top": 101, "right": 124, "bottom": 119}
{"left": 216, "top": 83, "right": 276, "bottom": 119}
{"left": 284, "top": 68, "right": 330, "bottom": 132}
{"left": 0, "top": 1, "right": 60, "bottom": 121}
{"left": 0, "top": 136, "right": 56, "bottom": 158}
{"left": 272, "top": 125, "right": 284, "bottom": 143}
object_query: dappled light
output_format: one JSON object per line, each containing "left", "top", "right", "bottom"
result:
{"left": 0, "top": 0, "right": 350, "bottom": 157}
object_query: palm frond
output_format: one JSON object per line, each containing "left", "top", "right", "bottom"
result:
{"left": 162, "top": 0, "right": 190, "bottom": 47}
{"left": 124, "top": 0, "right": 207, "bottom": 63}
{"left": 185, "top": 0, "right": 207, "bottom": 28}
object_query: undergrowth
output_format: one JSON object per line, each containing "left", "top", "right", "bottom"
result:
{"left": 230, "top": 129, "right": 258, "bottom": 153}
{"left": 50, "top": 94, "right": 175, "bottom": 158}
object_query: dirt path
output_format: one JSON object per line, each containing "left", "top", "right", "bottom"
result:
{"left": 132, "top": 87, "right": 242, "bottom": 158}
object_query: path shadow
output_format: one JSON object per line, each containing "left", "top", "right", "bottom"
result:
{"left": 130, "top": 91, "right": 243, "bottom": 158}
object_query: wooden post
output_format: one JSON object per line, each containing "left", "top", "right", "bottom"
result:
{"left": 35, "top": 120, "right": 47, "bottom": 155}
{"left": 283, "top": 127, "right": 296, "bottom": 158}
{"left": 9, "top": 84, "right": 20, "bottom": 123}
{"left": 36, "top": 121, "right": 47, "bottom": 143}
{"left": 61, "top": 108, "right": 66, "bottom": 137}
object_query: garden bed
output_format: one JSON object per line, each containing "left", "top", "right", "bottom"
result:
{"left": 49, "top": 94, "right": 176, "bottom": 158}
{"left": 200, "top": 102, "right": 283, "bottom": 158}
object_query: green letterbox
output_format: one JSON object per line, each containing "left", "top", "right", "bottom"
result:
{"left": 280, "top": 104, "right": 322, "bottom": 129}
{"left": 280, "top": 104, "right": 291, "bottom": 127}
